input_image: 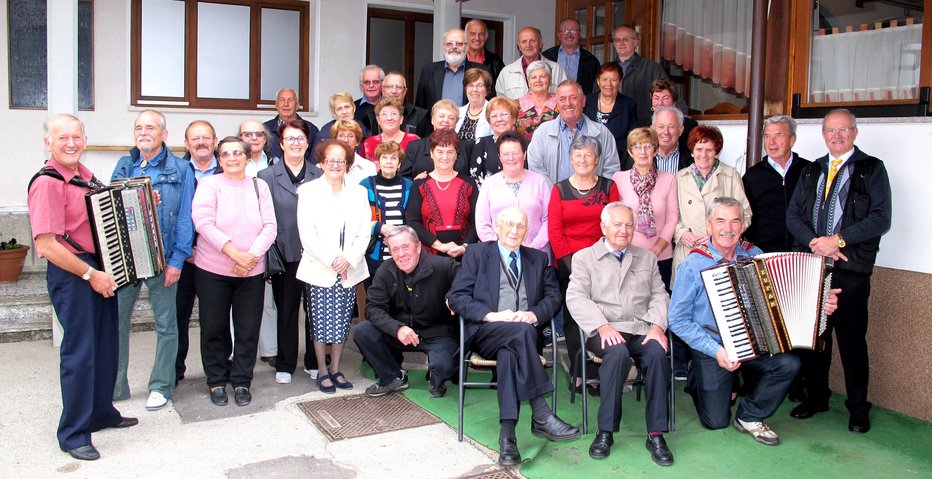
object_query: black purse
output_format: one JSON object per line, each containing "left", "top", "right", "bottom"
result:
{"left": 253, "top": 178, "right": 285, "bottom": 279}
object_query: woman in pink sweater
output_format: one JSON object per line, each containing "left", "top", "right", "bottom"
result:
{"left": 192, "top": 136, "right": 277, "bottom": 407}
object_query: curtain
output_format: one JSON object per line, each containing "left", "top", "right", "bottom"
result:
{"left": 809, "top": 24, "right": 922, "bottom": 103}
{"left": 661, "top": 0, "right": 752, "bottom": 94}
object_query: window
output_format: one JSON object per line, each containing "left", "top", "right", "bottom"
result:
{"left": 131, "top": 0, "right": 309, "bottom": 110}
{"left": 8, "top": 0, "right": 94, "bottom": 110}
{"left": 561, "top": 0, "right": 628, "bottom": 63}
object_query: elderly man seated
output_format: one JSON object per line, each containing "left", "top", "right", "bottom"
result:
{"left": 566, "top": 202, "right": 673, "bottom": 465}
{"left": 448, "top": 207, "right": 579, "bottom": 466}
{"left": 354, "top": 225, "right": 459, "bottom": 398}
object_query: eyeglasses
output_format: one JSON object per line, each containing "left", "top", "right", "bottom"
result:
{"left": 389, "top": 243, "right": 416, "bottom": 255}
{"left": 497, "top": 220, "right": 528, "bottom": 231}
{"left": 559, "top": 28, "right": 580, "bottom": 34}
{"left": 444, "top": 41, "right": 466, "bottom": 49}
{"left": 362, "top": 80, "right": 381, "bottom": 86}
{"left": 282, "top": 136, "right": 307, "bottom": 145}
{"left": 335, "top": 134, "right": 357, "bottom": 143}
{"left": 630, "top": 144, "right": 656, "bottom": 152}
{"left": 823, "top": 127, "right": 855, "bottom": 135}
{"left": 325, "top": 159, "right": 347, "bottom": 166}
{"left": 489, "top": 112, "right": 513, "bottom": 121}
{"left": 466, "top": 83, "right": 488, "bottom": 90}
{"left": 219, "top": 150, "right": 245, "bottom": 159}
{"left": 613, "top": 36, "right": 638, "bottom": 43}
{"left": 241, "top": 131, "right": 265, "bottom": 139}
{"left": 379, "top": 111, "right": 401, "bottom": 119}
{"left": 382, "top": 84, "right": 406, "bottom": 91}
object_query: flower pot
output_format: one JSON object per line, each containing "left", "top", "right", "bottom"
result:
{"left": 0, "top": 245, "right": 30, "bottom": 282}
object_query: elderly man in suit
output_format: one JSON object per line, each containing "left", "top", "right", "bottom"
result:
{"left": 566, "top": 202, "right": 673, "bottom": 465}
{"left": 448, "top": 207, "right": 579, "bottom": 466}
{"left": 415, "top": 28, "right": 488, "bottom": 110}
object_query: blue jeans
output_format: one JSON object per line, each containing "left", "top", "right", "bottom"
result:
{"left": 114, "top": 272, "right": 179, "bottom": 400}
{"left": 687, "top": 350, "right": 799, "bottom": 429}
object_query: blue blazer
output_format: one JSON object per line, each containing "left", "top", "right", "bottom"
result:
{"left": 447, "top": 241, "right": 561, "bottom": 346}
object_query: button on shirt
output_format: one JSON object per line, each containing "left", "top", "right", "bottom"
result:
{"left": 442, "top": 63, "right": 465, "bottom": 106}
{"left": 655, "top": 150, "right": 680, "bottom": 175}
{"left": 557, "top": 47, "right": 581, "bottom": 81}
{"left": 558, "top": 117, "right": 588, "bottom": 183}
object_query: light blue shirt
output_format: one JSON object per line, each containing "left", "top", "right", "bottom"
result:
{"left": 557, "top": 116, "right": 588, "bottom": 183}
{"left": 497, "top": 242, "right": 521, "bottom": 278}
{"left": 191, "top": 156, "right": 219, "bottom": 182}
{"left": 557, "top": 47, "right": 581, "bottom": 81}
{"left": 442, "top": 63, "right": 465, "bottom": 106}
{"left": 767, "top": 155, "right": 794, "bottom": 178}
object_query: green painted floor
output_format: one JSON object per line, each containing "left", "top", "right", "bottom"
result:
{"left": 393, "top": 369, "right": 932, "bottom": 479}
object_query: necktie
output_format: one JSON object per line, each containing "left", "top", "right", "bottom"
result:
{"left": 613, "top": 250, "right": 624, "bottom": 263}
{"left": 825, "top": 158, "right": 844, "bottom": 200}
{"left": 508, "top": 251, "right": 519, "bottom": 284}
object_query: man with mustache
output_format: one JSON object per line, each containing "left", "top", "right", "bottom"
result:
{"left": 112, "top": 110, "right": 195, "bottom": 412}
{"left": 415, "top": 28, "right": 489, "bottom": 110}
{"left": 668, "top": 196, "right": 840, "bottom": 446}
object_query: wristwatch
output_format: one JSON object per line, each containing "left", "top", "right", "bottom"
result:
{"left": 837, "top": 234, "right": 847, "bottom": 249}
{"left": 82, "top": 266, "right": 94, "bottom": 281}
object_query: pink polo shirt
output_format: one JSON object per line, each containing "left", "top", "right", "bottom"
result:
{"left": 27, "top": 158, "right": 97, "bottom": 256}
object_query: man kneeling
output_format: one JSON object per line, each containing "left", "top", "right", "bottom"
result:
{"left": 567, "top": 202, "right": 673, "bottom": 465}
{"left": 355, "top": 225, "right": 459, "bottom": 398}
{"left": 448, "top": 207, "right": 579, "bottom": 466}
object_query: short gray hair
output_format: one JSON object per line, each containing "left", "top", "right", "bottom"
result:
{"left": 705, "top": 196, "right": 746, "bottom": 222}
{"left": 570, "top": 135, "right": 601, "bottom": 159}
{"left": 525, "top": 60, "right": 552, "bottom": 80}
{"left": 137, "top": 109, "right": 167, "bottom": 129}
{"left": 763, "top": 115, "right": 797, "bottom": 135}
{"left": 44, "top": 114, "right": 85, "bottom": 140}
{"left": 600, "top": 202, "right": 633, "bottom": 224}
{"left": 384, "top": 225, "right": 419, "bottom": 246}
{"left": 651, "top": 105, "right": 683, "bottom": 127}
{"left": 359, "top": 65, "right": 386, "bottom": 83}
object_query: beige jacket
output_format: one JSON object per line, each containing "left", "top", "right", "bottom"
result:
{"left": 567, "top": 241, "right": 669, "bottom": 338}
{"left": 672, "top": 163, "right": 751, "bottom": 272}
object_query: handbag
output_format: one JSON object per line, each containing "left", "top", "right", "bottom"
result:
{"left": 253, "top": 178, "right": 286, "bottom": 279}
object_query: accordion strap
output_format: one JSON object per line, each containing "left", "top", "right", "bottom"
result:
{"left": 27, "top": 166, "right": 104, "bottom": 254}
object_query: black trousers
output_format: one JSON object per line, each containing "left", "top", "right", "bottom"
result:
{"left": 197, "top": 269, "right": 265, "bottom": 388}
{"left": 470, "top": 322, "right": 553, "bottom": 421}
{"left": 48, "top": 254, "right": 123, "bottom": 450}
{"left": 354, "top": 321, "right": 458, "bottom": 387}
{"left": 796, "top": 270, "right": 872, "bottom": 413}
{"left": 587, "top": 332, "right": 670, "bottom": 433}
{"left": 174, "top": 261, "right": 234, "bottom": 378}
{"left": 271, "top": 261, "right": 305, "bottom": 374}
{"left": 555, "top": 260, "right": 587, "bottom": 380}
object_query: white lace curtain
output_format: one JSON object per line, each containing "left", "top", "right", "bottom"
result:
{"left": 809, "top": 23, "right": 922, "bottom": 103}
{"left": 660, "top": 0, "right": 753, "bottom": 94}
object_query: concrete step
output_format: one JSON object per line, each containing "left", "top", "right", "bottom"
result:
{"left": 0, "top": 271, "right": 197, "bottom": 342}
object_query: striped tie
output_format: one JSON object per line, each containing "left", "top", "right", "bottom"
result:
{"left": 508, "top": 251, "right": 519, "bottom": 284}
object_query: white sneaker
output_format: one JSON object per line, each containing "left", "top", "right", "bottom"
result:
{"left": 275, "top": 372, "right": 292, "bottom": 384}
{"left": 303, "top": 368, "right": 319, "bottom": 380}
{"left": 734, "top": 418, "right": 780, "bottom": 445}
{"left": 145, "top": 391, "right": 168, "bottom": 411}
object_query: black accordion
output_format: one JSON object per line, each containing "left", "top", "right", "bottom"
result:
{"left": 86, "top": 177, "right": 166, "bottom": 290}
{"left": 701, "top": 252, "right": 834, "bottom": 362}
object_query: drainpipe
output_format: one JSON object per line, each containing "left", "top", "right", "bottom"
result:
{"left": 747, "top": 0, "right": 768, "bottom": 168}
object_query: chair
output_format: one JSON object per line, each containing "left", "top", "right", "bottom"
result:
{"left": 573, "top": 328, "right": 676, "bottom": 434}
{"left": 457, "top": 316, "right": 559, "bottom": 441}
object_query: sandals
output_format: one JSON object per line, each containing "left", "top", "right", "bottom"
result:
{"left": 317, "top": 374, "right": 336, "bottom": 394}
{"left": 331, "top": 371, "right": 354, "bottom": 390}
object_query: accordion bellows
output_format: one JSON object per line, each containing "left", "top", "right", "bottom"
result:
{"left": 701, "top": 252, "right": 834, "bottom": 363}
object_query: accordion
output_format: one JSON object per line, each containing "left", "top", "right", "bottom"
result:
{"left": 86, "top": 177, "right": 166, "bottom": 290}
{"left": 701, "top": 252, "right": 834, "bottom": 363}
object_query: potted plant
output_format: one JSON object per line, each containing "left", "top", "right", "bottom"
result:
{"left": 0, "top": 237, "right": 30, "bottom": 282}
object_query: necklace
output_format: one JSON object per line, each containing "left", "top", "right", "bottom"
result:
{"left": 598, "top": 96, "right": 615, "bottom": 113}
{"left": 433, "top": 176, "right": 454, "bottom": 191}
{"left": 570, "top": 176, "right": 596, "bottom": 195}
{"left": 467, "top": 105, "right": 483, "bottom": 118}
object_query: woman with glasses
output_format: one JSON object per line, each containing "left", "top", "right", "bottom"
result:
{"left": 516, "top": 61, "right": 559, "bottom": 142}
{"left": 191, "top": 136, "right": 278, "bottom": 407}
{"left": 464, "top": 97, "right": 520, "bottom": 187}
{"left": 406, "top": 129, "right": 478, "bottom": 259}
{"left": 331, "top": 119, "right": 376, "bottom": 184}
{"left": 320, "top": 91, "right": 371, "bottom": 141}
{"left": 584, "top": 63, "right": 638, "bottom": 162}
{"left": 362, "top": 97, "right": 420, "bottom": 164}
{"left": 296, "top": 140, "right": 371, "bottom": 393}
{"left": 456, "top": 68, "right": 493, "bottom": 142}
{"left": 255, "top": 120, "right": 323, "bottom": 385}
{"left": 613, "top": 128, "right": 678, "bottom": 288}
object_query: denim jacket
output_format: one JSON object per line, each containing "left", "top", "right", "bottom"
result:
{"left": 668, "top": 241, "right": 762, "bottom": 358}
{"left": 112, "top": 144, "right": 195, "bottom": 271}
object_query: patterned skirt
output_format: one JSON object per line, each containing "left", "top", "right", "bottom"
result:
{"left": 308, "top": 276, "right": 356, "bottom": 343}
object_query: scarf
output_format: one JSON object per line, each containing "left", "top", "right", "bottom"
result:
{"left": 690, "top": 160, "right": 720, "bottom": 191}
{"left": 629, "top": 166, "right": 658, "bottom": 238}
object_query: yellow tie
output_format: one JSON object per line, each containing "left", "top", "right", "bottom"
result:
{"left": 825, "top": 158, "right": 844, "bottom": 200}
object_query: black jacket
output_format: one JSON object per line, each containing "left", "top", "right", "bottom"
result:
{"left": 742, "top": 153, "right": 810, "bottom": 253}
{"left": 583, "top": 92, "right": 637, "bottom": 161}
{"left": 264, "top": 114, "right": 320, "bottom": 162}
{"left": 415, "top": 60, "right": 489, "bottom": 110}
{"left": 401, "top": 136, "right": 469, "bottom": 179}
{"left": 478, "top": 49, "right": 506, "bottom": 86}
{"left": 365, "top": 251, "right": 459, "bottom": 339}
{"left": 542, "top": 45, "right": 601, "bottom": 95}
{"left": 786, "top": 147, "right": 892, "bottom": 273}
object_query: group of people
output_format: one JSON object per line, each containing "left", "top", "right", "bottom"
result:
{"left": 29, "top": 17, "right": 890, "bottom": 469}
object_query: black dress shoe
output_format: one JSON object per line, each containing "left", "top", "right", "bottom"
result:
{"left": 849, "top": 410, "right": 871, "bottom": 433}
{"left": 64, "top": 444, "right": 100, "bottom": 461}
{"left": 588, "top": 431, "right": 614, "bottom": 459}
{"left": 210, "top": 386, "right": 228, "bottom": 406}
{"left": 498, "top": 437, "right": 521, "bottom": 466}
{"left": 646, "top": 435, "right": 674, "bottom": 466}
{"left": 234, "top": 387, "right": 252, "bottom": 406}
{"left": 111, "top": 416, "right": 139, "bottom": 429}
{"left": 790, "top": 402, "right": 829, "bottom": 419}
{"left": 531, "top": 414, "right": 580, "bottom": 441}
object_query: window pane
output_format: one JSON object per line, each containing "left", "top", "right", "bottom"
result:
{"left": 413, "top": 21, "right": 433, "bottom": 95}
{"left": 594, "top": 5, "right": 606, "bottom": 37}
{"left": 808, "top": 0, "right": 922, "bottom": 102}
{"left": 592, "top": 42, "right": 605, "bottom": 63}
{"left": 261, "top": 8, "right": 301, "bottom": 102}
{"left": 575, "top": 9, "right": 588, "bottom": 38}
{"left": 140, "top": 0, "right": 185, "bottom": 98}
{"left": 612, "top": 1, "right": 626, "bottom": 31}
{"left": 197, "top": 2, "right": 250, "bottom": 100}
